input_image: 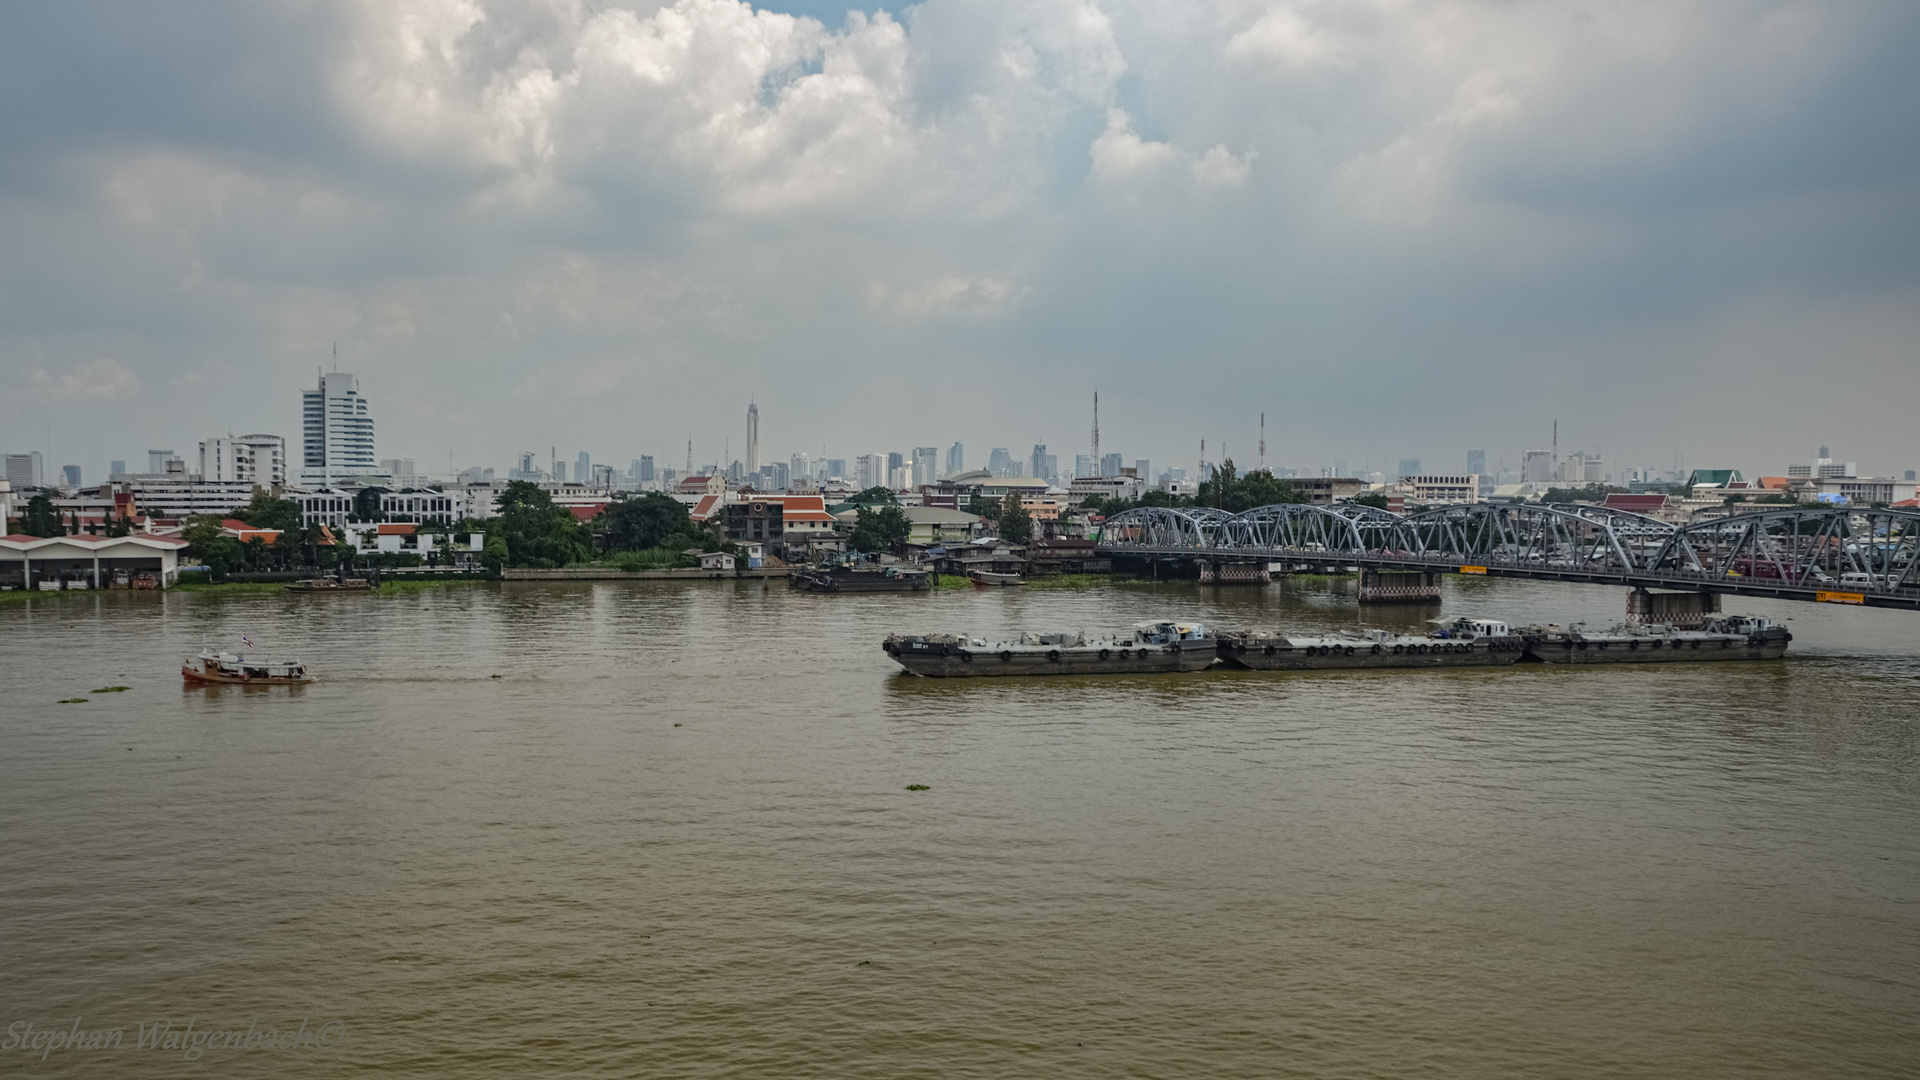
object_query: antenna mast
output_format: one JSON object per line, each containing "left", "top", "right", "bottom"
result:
{"left": 1259, "top": 413, "right": 1265, "bottom": 471}
{"left": 1091, "top": 390, "right": 1100, "bottom": 475}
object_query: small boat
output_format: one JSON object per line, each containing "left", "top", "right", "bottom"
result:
{"left": 884, "top": 620, "right": 1216, "bottom": 677}
{"left": 968, "top": 570, "right": 1025, "bottom": 587}
{"left": 286, "top": 577, "right": 372, "bottom": 592}
{"left": 182, "top": 649, "right": 316, "bottom": 685}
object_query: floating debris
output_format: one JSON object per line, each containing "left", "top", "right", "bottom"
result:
{"left": 57, "top": 698, "right": 88, "bottom": 704}
{"left": 905, "top": 784, "right": 930, "bottom": 791}
{"left": 490, "top": 674, "right": 502, "bottom": 679}
{"left": 857, "top": 960, "right": 871, "bottom": 966}
{"left": 90, "top": 686, "right": 130, "bottom": 693}
{"left": 673, "top": 723, "right": 682, "bottom": 727}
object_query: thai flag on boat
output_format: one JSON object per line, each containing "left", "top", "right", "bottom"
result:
{"left": 242, "top": 635, "right": 254, "bottom": 648}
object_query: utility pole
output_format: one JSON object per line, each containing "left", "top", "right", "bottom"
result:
{"left": 1259, "top": 413, "right": 1265, "bottom": 472}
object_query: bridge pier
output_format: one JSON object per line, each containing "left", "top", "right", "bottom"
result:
{"left": 1199, "top": 560, "right": 1271, "bottom": 585}
{"left": 1359, "top": 569, "right": 1441, "bottom": 604}
{"left": 1627, "top": 588, "right": 1721, "bottom": 629}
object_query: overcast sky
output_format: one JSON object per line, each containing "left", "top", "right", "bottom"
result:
{"left": 3, "top": 0, "right": 1916, "bottom": 482}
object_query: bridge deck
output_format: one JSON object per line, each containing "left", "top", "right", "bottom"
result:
{"left": 1095, "top": 546, "right": 1920, "bottom": 610}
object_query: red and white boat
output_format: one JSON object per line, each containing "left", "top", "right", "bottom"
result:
{"left": 182, "top": 649, "right": 315, "bottom": 685}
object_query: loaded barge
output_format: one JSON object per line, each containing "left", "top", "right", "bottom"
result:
{"left": 883, "top": 615, "right": 1790, "bottom": 677}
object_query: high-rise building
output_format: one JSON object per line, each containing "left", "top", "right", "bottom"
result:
{"left": 110, "top": 460, "right": 127, "bottom": 478}
{"left": 746, "top": 402, "right": 760, "bottom": 474}
{"left": 1075, "top": 455, "right": 1093, "bottom": 479}
{"left": 988, "top": 448, "right": 1013, "bottom": 477}
{"left": 1467, "top": 449, "right": 1486, "bottom": 476}
{"left": 1030, "top": 444, "right": 1048, "bottom": 481}
{"left": 1135, "top": 459, "right": 1150, "bottom": 480}
{"left": 577, "top": 452, "right": 592, "bottom": 488}
{"left": 1101, "top": 453, "right": 1123, "bottom": 477}
{"left": 554, "top": 460, "right": 569, "bottom": 484}
{"left": 887, "top": 451, "right": 904, "bottom": 476}
{"left": 202, "top": 438, "right": 253, "bottom": 483}
{"left": 911, "top": 447, "right": 938, "bottom": 488}
{"left": 1398, "top": 458, "right": 1421, "bottom": 479}
{"left": 147, "top": 450, "right": 177, "bottom": 475}
{"left": 946, "top": 442, "right": 964, "bottom": 476}
{"left": 855, "top": 454, "right": 881, "bottom": 489}
{"left": 61, "top": 464, "right": 81, "bottom": 488}
{"left": 791, "top": 454, "right": 810, "bottom": 485}
{"left": 1522, "top": 451, "right": 1553, "bottom": 482}
{"left": 634, "top": 457, "right": 655, "bottom": 482}
{"left": 301, "top": 373, "right": 375, "bottom": 483}
{"left": 826, "top": 459, "right": 846, "bottom": 481}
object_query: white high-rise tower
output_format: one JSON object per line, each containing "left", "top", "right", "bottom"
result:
{"left": 746, "top": 401, "right": 760, "bottom": 475}
{"left": 301, "top": 372, "right": 375, "bottom": 484}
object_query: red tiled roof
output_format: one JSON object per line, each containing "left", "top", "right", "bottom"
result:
{"left": 377, "top": 522, "right": 418, "bottom": 535}
{"left": 565, "top": 505, "right": 602, "bottom": 523}
{"left": 691, "top": 494, "right": 723, "bottom": 521}
{"left": 1604, "top": 494, "right": 1669, "bottom": 514}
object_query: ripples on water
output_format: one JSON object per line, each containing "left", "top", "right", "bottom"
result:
{"left": 2, "top": 578, "right": 1917, "bottom": 1078}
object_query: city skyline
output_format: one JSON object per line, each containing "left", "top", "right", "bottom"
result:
{"left": 4, "top": 3, "right": 1916, "bottom": 482}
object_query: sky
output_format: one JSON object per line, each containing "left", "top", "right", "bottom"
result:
{"left": 2, "top": 0, "right": 1917, "bottom": 483}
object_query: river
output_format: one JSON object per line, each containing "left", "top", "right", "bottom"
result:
{"left": 2, "top": 576, "right": 1917, "bottom": 1077}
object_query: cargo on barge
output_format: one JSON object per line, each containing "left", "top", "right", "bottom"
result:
{"left": 885, "top": 620, "right": 1216, "bottom": 677}
{"left": 1216, "top": 617, "right": 1528, "bottom": 671}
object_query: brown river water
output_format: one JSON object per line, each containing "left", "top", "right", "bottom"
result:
{"left": 2, "top": 576, "right": 1917, "bottom": 1078}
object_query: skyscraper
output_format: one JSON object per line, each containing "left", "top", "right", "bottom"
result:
{"left": 1101, "top": 453, "right": 1123, "bottom": 477}
{"left": 1075, "top": 455, "right": 1092, "bottom": 479}
{"left": 946, "top": 442, "right": 964, "bottom": 476}
{"left": 577, "top": 451, "right": 592, "bottom": 489}
{"left": 61, "top": 464, "right": 81, "bottom": 488}
{"left": 1030, "top": 444, "right": 1048, "bottom": 481}
{"left": 746, "top": 402, "right": 760, "bottom": 474}
{"left": 1135, "top": 458, "right": 1150, "bottom": 480}
{"left": 987, "top": 448, "right": 1013, "bottom": 477}
{"left": 636, "top": 456, "right": 654, "bottom": 482}
{"left": 1466, "top": 449, "right": 1486, "bottom": 477}
{"left": 1398, "top": 458, "right": 1421, "bottom": 479}
{"left": 301, "top": 373, "right": 375, "bottom": 483}
{"left": 911, "top": 447, "right": 939, "bottom": 488}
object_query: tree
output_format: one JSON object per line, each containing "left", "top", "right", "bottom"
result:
{"left": 495, "top": 480, "right": 590, "bottom": 567}
{"left": 353, "top": 487, "right": 389, "bottom": 523}
{"left": 17, "top": 493, "right": 62, "bottom": 537}
{"left": 1196, "top": 459, "right": 1307, "bottom": 513}
{"left": 601, "top": 492, "right": 691, "bottom": 551}
{"left": 182, "top": 515, "right": 245, "bottom": 579}
{"left": 997, "top": 491, "right": 1032, "bottom": 544}
{"left": 850, "top": 504, "right": 911, "bottom": 553}
{"left": 235, "top": 489, "right": 305, "bottom": 532}
{"left": 1351, "top": 492, "right": 1391, "bottom": 510}
{"left": 849, "top": 486, "right": 898, "bottom": 507}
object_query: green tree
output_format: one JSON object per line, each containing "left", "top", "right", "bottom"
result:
{"left": 850, "top": 504, "right": 911, "bottom": 553}
{"left": 601, "top": 492, "right": 691, "bottom": 551}
{"left": 182, "top": 515, "right": 245, "bottom": 579}
{"left": 495, "top": 480, "right": 590, "bottom": 567}
{"left": 235, "top": 489, "right": 305, "bottom": 532}
{"left": 1351, "top": 492, "right": 1391, "bottom": 510}
{"left": 997, "top": 491, "right": 1033, "bottom": 543}
{"left": 481, "top": 535, "right": 509, "bottom": 572}
{"left": 17, "top": 493, "right": 63, "bottom": 537}
{"left": 353, "top": 487, "right": 389, "bottom": 523}
{"left": 1195, "top": 459, "right": 1307, "bottom": 513}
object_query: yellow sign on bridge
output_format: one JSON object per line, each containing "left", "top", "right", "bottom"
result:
{"left": 1460, "top": 566, "right": 1488, "bottom": 575}
{"left": 1816, "top": 590, "right": 1866, "bottom": 605}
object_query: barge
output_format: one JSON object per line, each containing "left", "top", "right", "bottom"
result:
{"left": 1523, "top": 615, "right": 1789, "bottom": 662}
{"left": 885, "top": 620, "right": 1216, "bottom": 677}
{"left": 1217, "top": 617, "right": 1530, "bottom": 671}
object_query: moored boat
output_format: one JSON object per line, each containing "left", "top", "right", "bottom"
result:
{"left": 1217, "top": 616, "right": 1529, "bottom": 671}
{"left": 286, "top": 577, "right": 371, "bottom": 592}
{"left": 885, "top": 620, "right": 1216, "bottom": 677}
{"left": 182, "top": 649, "right": 316, "bottom": 685}
{"left": 968, "top": 570, "right": 1025, "bottom": 587}
{"left": 1522, "top": 614, "right": 1788, "bottom": 663}
{"left": 791, "top": 565, "right": 930, "bottom": 593}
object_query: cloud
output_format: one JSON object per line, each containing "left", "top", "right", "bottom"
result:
{"left": 1, "top": 0, "right": 1917, "bottom": 477}
{"left": 27, "top": 358, "right": 141, "bottom": 400}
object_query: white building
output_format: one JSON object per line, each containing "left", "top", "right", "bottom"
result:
{"left": 200, "top": 434, "right": 287, "bottom": 485}
{"left": 301, "top": 373, "right": 376, "bottom": 483}
{"left": 0, "top": 533, "right": 189, "bottom": 589}
{"left": 4, "top": 452, "right": 44, "bottom": 490}
{"left": 123, "top": 479, "right": 259, "bottom": 519}
{"left": 1402, "top": 475, "right": 1481, "bottom": 506}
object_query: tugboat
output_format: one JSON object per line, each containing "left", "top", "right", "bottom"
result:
{"left": 1522, "top": 614, "right": 1789, "bottom": 663}
{"left": 182, "top": 648, "right": 317, "bottom": 685}
{"left": 1216, "top": 616, "right": 1530, "bottom": 671}
{"left": 884, "top": 620, "right": 1217, "bottom": 677}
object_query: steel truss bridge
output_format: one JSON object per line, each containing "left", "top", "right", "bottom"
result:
{"left": 1095, "top": 503, "right": 1920, "bottom": 610}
